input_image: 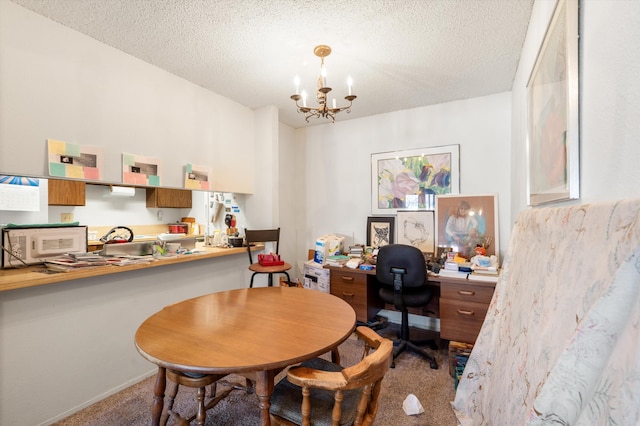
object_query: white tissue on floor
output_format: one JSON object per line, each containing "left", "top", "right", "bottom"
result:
{"left": 402, "top": 393, "right": 425, "bottom": 415}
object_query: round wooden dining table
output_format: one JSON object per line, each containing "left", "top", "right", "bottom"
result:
{"left": 135, "top": 286, "right": 357, "bottom": 426}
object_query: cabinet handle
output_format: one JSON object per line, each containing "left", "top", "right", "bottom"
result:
{"left": 342, "top": 292, "right": 355, "bottom": 298}
{"left": 458, "top": 290, "right": 475, "bottom": 296}
{"left": 340, "top": 276, "right": 354, "bottom": 282}
{"left": 457, "top": 309, "right": 475, "bottom": 316}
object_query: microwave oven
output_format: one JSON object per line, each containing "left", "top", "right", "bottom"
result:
{"left": 1, "top": 226, "right": 87, "bottom": 268}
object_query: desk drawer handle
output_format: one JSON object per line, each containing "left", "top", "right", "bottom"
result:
{"left": 457, "top": 309, "right": 475, "bottom": 316}
{"left": 340, "top": 276, "right": 354, "bottom": 282}
{"left": 342, "top": 292, "right": 355, "bottom": 298}
{"left": 458, "top": 290, "right": 475, "bottom": 296}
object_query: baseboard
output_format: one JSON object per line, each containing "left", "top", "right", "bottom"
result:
{"left": 39, "top": 369, "right": 157, "bottom": 425}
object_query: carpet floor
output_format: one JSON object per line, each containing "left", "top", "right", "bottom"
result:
{"left": 54, "top": 324, "right": 458, "bottom": 425}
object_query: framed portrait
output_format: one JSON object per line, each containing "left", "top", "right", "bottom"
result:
{"left": 526, "top": 0, "right": 579, "bottom": 206}
{"left": 366, "top": 216, "right": 395, "bottom": 248}
{"left": 435, "top": 194, "right": 499, "bottom": 262}
{"left": 371, "top": 145, "right": 460, "bottom": 215}
{"left": 396, "top": 210, "right": 435, "bottom": 254}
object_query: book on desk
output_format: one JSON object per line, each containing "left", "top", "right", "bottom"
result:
{"left": 437, "top": 269, "right": 500, "bottom": 283}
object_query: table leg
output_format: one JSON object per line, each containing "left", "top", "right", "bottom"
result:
{"left": 255, "top": 369, "right": 275, "bottom": 426}
{"left": 151, "top": 367, "right": 166, "bottom": 426}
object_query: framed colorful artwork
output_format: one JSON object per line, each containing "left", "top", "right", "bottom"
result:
{"left": 185, "top": 164, "right": 211, "bottom": 190}
{"left": 47, "top": 139, "right": 103, "bottom": 181}
{"left": 396, "top": 210, "right": 435, "bottom": 254}
{"left": 366, "top": 216, "right": 395, "bottom": 248}
{"left": 122, "top": 153, "right": 162, "bottom": 186}
{"left": 435, "top": 194, "right": 499, "bottom": 262}
{"left": 526, "top": 0, "right": 579, "bottom": 206}
{"left": 371, "top": 145, "right": 460, "bottom": 215}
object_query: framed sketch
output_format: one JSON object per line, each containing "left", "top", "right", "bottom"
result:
{"left": 526, "top": 0, "right": 579, "bottom": 206}
{"left": 435, "top": 194, "right": 499, "bottom": 262}
{"left": 366, "top": 216, "right": 395, "bottom": 248}
{"left": 396, "top": 210, "right": 435, "bottom": 254}
{"left": 371, "top": 145, "right": 460, "bottom": 215}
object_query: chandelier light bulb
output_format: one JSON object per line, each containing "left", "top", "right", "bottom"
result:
{"left": 321, "top": 65, "right": 327, "bottom": 87}
{"left": 301, "top": 90, "right": 307, "bottom": 107}
{"left": 294, "top": 75, "right": 300, "bottom": 95}
{"left": 347, "top": 75, "right": 353, "bottom": 96}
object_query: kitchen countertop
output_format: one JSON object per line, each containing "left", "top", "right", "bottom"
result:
{"left": 0, "top": 244, "right": 262, "bottom": 293}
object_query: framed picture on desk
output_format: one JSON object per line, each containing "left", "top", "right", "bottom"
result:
{"left": 396, "top": 210, "right": 435, "bottom": 254}
{"left": 435, "top": 194, "right": 499, "bottom": 261}
{"left": 366, "top": 216, "right": 394, "bottom": 247}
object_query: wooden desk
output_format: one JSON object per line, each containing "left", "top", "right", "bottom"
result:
{"left": 135, "top": 287, "right": 356, "bottom": 426}
{"left": 325, "top": 266, "right": 496, "bottom": 344}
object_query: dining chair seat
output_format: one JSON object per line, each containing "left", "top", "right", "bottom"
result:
{"left": 161, "top": 370, "right": 235, "bottom": 426}
{"left": 269, "top": 326, "right": 393, "bottom": 426}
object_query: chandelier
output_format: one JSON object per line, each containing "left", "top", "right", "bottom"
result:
{"left": 290, "top": 45, "right": 357, "bottom": 123}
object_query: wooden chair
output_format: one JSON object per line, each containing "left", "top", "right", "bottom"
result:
{"left": 160, "top": 371, "right": 237, "bottom": 426}
{"left": 269, "top": 326, "right": 393, "bottom": 426}
{"left": 245, "top": 228, "right": 292, "bottom": 287}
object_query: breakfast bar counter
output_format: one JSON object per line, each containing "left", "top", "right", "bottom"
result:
{"left": 0, "top": 244, "right": 263, "bottom": 293}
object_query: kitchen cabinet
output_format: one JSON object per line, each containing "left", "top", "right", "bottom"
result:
{"left": 48, "top": 179, "right": 86, "bottom": 206}
{"left": 439, "top": 277, "right": 496, "bottom": 344}
{"left": 146, "top": 188, "right": 192, "bottom": 208}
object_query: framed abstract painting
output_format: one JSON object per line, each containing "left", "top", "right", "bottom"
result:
{"left": 526, "top": 0, "right": 579, "bottom": 205}
{"left": 371, "top": 145, "right": 460, "bottom": 215}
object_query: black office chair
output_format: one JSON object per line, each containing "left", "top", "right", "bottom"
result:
{"left": 376, "top": 244, "right": 438, "bottom": 369}
{"left": 245, "top": 228, "right": 292, "bottom": 288}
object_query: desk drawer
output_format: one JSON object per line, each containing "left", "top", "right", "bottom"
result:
{"left": 440, "top": 298, "right": 489, "bottom": 343}
{"left": 441, "top": 282, "right": 494, "bottom": 304}
{"left": 330, "top": 271, "right": 368, "bottom": 322}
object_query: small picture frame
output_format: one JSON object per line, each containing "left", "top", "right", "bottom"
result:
{"left": 366, "top": 216, "right": 395, "bottom": 247}
{"left": 396, "top": 210, "right": 435, "bottom": 253}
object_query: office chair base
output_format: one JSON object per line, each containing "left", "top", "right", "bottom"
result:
{"left": 390, "top": 340, "right": 438, "bottom": 370}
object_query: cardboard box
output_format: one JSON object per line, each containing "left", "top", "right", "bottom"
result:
{"left": 303, "top": 260, "right": 330, "bottom": 293}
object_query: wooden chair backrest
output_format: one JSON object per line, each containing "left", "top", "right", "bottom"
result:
{"left": 284, "top": 326, "right": 393, "bottom": 426}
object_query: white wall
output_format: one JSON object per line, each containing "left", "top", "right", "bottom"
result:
{"left": 510, "top": 0, "right": 640, "bottom": 220}
{"left": 0, "top": 256, "right": 251, "bottom": 426}
{"left": 291, "top": 93, "right": 512, "bottom": 268}
{"left": 0, "top": 1, "right": 254, "bottom": 193}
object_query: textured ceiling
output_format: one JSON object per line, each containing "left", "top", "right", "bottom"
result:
{"left": 10, "top": 0, "right": 534, "bottom": 128}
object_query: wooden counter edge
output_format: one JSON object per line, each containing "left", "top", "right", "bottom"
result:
{"left": 0, "top": 244, "right": 264, "bottom": 293}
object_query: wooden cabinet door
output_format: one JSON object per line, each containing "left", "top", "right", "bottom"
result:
{"left": 48, "top": 179, "right": 86, "bottom": 206}
{"left": 146, "top": 188, "right": 192, "bottom": 208}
